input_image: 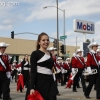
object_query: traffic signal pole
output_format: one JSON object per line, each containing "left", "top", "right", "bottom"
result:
{"left": 56, "top": 0, "right": 59, "bottom": 57}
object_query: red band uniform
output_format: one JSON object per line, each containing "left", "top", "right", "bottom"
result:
{"left": 71, "top": 50, "right": 86, "bottom": 92}
{"left": 0, "top": 42, "right": 11, "bottom": 100}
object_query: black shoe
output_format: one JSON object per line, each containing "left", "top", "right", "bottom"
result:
{"left": 0, "top": 96, "right": 2, "bottom": 99}
{"left": 73, "top": 90, "right": 77, "bottom": 92}
{"left": 20, "top": 89, "right": 22, "bottom": 92}
{"left": 77, "top": 86, "right": 81, "bottom": 88}
{"left": 84, "top": 93, "right": 91, "bottom": 99}
{"left": 8, "top": 97, "right": 12, "bottom": 100}
{"left": 57, "top": 93, "right": 60, "bottom": 96}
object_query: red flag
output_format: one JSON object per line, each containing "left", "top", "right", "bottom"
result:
{"left": 65, "top": 74, "right": 74, "bottom": 88}
{"left": 17, "top": 74, "right": 24, "bottom": 91}
{"left": 27, "top": 90, "right": 44, "bottom": 100}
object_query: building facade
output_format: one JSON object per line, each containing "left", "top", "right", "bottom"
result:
{"left": 0, "top": 37, "right": 78, "bottom": 62}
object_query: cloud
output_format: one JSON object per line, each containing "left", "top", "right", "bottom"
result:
{"left": 0, "top": 25, "right": 12, "bottom": 31}
{"left": 0, "top": 0, "right": 100, "bottom": 25}
{"left": 25, "top": 0, "right": 100, "bottom": 22}
{"left": 0, "top": 0, "right": 100, "bottom": 46}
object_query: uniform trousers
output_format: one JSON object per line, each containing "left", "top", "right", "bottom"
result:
{"left": 96, "top": 71, "right": 100, "bottom": 99}
{"left": 73, "top": 68, "right": 83, "bottom": 90}
{"left": 0, "top": 71, "right": 9, "bottom": 100}
{"left": 64, "top": 70, "right": 70, "bottom": 83}
{"left": 84, "top": 66, "right": 98, "bottom": 97}
{"left": 11, "top": 69, "right": 17, "bottom": 82}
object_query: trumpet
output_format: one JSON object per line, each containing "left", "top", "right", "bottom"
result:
{"left": 70, "top": 68, "right": 78, "bottom": 80}
{"left": 83, "top": 69, "right": 98, "bottom": 76}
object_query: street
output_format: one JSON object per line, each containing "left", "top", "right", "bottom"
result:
{"left": 9, "top": 82, "right": 97, "bottom": 100}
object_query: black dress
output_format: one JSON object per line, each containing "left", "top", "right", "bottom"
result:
{"left": 21, "top": 60, "right": 30, "bottom": 87}
{"left": 30, "top": 50, "right": 58, "bottom": 99}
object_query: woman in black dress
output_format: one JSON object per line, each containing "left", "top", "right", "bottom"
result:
{"left": 21, "top": 55, "right": 30, "bottom": 88}
{"left": 30, "top": 32, "right": 57, "bottom": 100}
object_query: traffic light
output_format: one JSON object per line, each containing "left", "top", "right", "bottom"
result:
{"left": 53, "top": 39, "right": 57, "bottom": 48}
{"left": 60, "top": 45, "right": 65, "bottom": 54}
{"left": 11, "top": 31, "right": 14, "bottom": 39}
{"left": 83, "top": 42, "right": 90, "bottom": 57}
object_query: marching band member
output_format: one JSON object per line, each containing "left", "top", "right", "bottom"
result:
{"left": 71, "top": 49, "right": 86, "bottom": 92}
{"left": 95, "top": 49, "right": 100, "bottom": 99}
{"left": 21, "top": 54, "right": 30, "bottom": 88}
{"left": 60, "top": 59, "right": 66, "bottom": 86}
{"left": 63, "top": 58, "right": 71, "bottom": 84}
{"left": 0, "top": 42, "right": 11, "bottom": 100}
{"left": 56, "top": 57, "right": 64, "bottom": 85}
{"left": 84, "top": 42, "right": 99, "bottom": 99}
{"left": 29, "top": 33, "right": 58, "bottom": 100}
{"left": 48, "top": 47, "right": 60, "bottom": 96}
{"left": 11, "top": 60, "right": 18, "bottom": 82}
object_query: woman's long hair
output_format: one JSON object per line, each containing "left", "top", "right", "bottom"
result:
{"left": 36, "top": 32, "right": 49, "bottom": 50}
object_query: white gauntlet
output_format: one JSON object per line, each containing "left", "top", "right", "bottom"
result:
{"left": 72, "top": 68, "right": 75, "bottom": 74}
{"left": 87, "top": 67, "right": 92, "bottom": 75}
{"left": 6, "top": 72, "right": 11, "bottom": 79}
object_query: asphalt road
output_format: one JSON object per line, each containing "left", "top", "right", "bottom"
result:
{"left": 8, "top": 82, "right": 97, "bottom": 100}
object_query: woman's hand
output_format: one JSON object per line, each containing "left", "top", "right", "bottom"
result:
{"left": 30, "top": 89, "right": 35, "bottom": 95}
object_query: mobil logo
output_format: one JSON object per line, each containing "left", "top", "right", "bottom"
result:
{"left": 77, "top": 22, "right": 94, "bottom": 31}
{"left": 73, "top": 19, "right": 95, "bottom": 34}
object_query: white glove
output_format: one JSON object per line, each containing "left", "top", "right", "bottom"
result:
{"left": 61, "top": 67, "right": 65, "bottom": 74}
{"left": 6, "top": 72, "right": 11, "bottom": 79}
{"left": 87, "top": 67, "right": 92, "bottom": 75}
{"left": 56, "top": 67, "right": 61, "bottom": 73}
{"left": 98, "top": 61, "right": 100, "bottom": 65}
{"left": 72, "top": 68, "right": 75, "bottom": 74}
{"left": 53, "top": 73, "right": 56, "bottom": 81}
{"left": 65, "top": 70, "right": 68, "bottom": 73}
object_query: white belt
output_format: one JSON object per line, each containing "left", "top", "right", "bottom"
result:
{"left": 37, "top": 66, "right": 52, "bottom": 75}
{"left": 23, "top": 67, "right": 29, "bottom": 70}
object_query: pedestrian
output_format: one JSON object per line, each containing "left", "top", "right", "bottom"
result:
{"left": 0, "top": 42, "right": 11, "bottom": 100}
{"left": 84, "top": 42, "right": 99, "bottom": 99}
{"left": 29, "top": 32, "right": 58, "bottom": 100}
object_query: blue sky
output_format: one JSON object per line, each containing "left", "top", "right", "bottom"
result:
{"left": 0, "top": 0, "right": 100, "bottom": 46}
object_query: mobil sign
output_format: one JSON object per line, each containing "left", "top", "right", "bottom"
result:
{"left": 73, "top": 19, "right": 95, "bottom": 34}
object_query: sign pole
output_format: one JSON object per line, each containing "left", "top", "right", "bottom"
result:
{"left": 83, "top": 33, "right": 86, "bottom": 42}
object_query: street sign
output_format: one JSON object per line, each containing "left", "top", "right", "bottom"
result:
{"left": 65, "top": 54, "right": 70, "bottom": 57}
{"left": 60, "top": 35, "right": 67, "bottom": 40}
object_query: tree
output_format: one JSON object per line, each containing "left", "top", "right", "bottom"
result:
{"left": 86, "top": 39, "right": 91, "bottom": 44}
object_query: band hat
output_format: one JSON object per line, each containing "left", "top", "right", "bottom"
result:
{"left": 88, "top": 42, "right": 99, "bottom": 49}
{"left": 48, "top": 47, "right": 57, "bottom": 51}
{"left": 66, "top": 58, "right": 70, "bottom": 61}
{"left": 76, "top": 49, "right": 84, "bottom": 54}
{"left": 13, "top": 60, "right": 17, "bottom": 62}
{"left": 0, "top": 42, "right": 9, "bottom": 47}
{"left": 97, "top": 49, "right": 100, "bottom": 52}
{"left": 57, "top": 57, "right": 62, "bottom": 60}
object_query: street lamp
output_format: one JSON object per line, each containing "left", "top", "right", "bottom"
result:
{"left": 43, "top": 4, "right": 65, "bottom": 56}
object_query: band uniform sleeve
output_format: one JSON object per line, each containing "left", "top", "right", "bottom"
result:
{"left": 30, "top": 51, "right": 37, "bottom": 89}
{"left": 6, "top": 55, "right": 11, "bottom": 72}
{"left": 71, "top": 57, "right": 77, "bottom": 68}
{"left": 86, "top": 53, "right": 92, "bottom": 67}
